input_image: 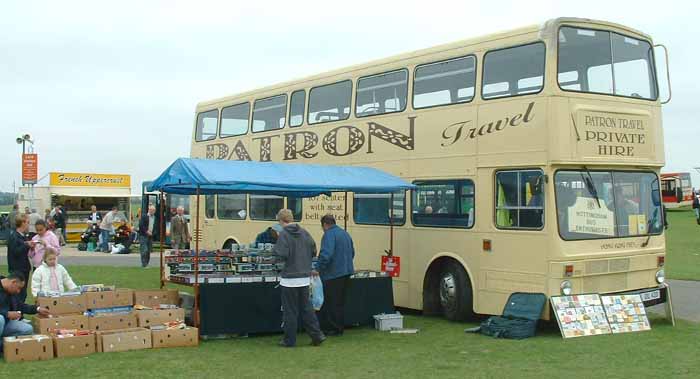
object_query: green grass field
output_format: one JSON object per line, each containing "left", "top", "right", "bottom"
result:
{"left": 0, "top": 261, "right": 698, "bottom": 378}
{"left": 0, "top": 210, "right": 699, "bottom": 377}
{"left": 665, "top": 209, "right": 700, "bottom": 280}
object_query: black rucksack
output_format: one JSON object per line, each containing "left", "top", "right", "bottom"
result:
{"left": 469, "top": 292, "right": 546, "bottom": 339}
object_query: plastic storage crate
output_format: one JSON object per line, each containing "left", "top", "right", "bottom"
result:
{"left": 373, "top": 312, "right": 403, "bottom": 331}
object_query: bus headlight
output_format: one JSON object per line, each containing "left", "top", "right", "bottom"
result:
{"left": 560, "top": 280, "right": 573, "bottom": 295}
{"left": 656, "top": 269, "right": 665, "bottom": 284}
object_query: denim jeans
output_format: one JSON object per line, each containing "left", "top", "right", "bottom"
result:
{"left": 0, "top": 317, "right": 34, "bottom": 351}
{"left": 139, "top": 235, "right": 152, "bottom": 267}
{"left": 100, "top": 230, "right": 111, "bottom": 252}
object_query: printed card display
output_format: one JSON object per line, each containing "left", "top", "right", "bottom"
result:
{"left": 601, "top": 294, "right": 651, "bottom": 334}
{"left": 550, "top": 294, "right": 611, "bottom": 338}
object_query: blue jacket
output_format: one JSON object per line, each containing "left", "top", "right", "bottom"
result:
{"left": 318, "top": 225, "right": 355, "bottom": 280}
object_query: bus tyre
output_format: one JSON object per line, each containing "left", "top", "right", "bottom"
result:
{"left": 439, "top": 261, "right": 475, "bottom": 321}
{"left": 222, "top": 239, "right": 235, "bottom": 251}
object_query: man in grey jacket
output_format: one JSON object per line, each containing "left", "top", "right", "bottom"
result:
{"left": 273, "top": 209, "right": 325, "bottom": 348}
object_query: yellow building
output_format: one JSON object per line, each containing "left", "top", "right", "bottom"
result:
{"left": 18, "top": 172, "right": 132, "bottom": 242}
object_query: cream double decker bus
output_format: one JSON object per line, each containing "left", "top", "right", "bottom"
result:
{"left": 190, "top": 18, "right": 670, "bottom": 320}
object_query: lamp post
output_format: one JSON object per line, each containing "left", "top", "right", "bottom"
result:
{"left": 16, "top": 134, "right": 35, "bottom": 209}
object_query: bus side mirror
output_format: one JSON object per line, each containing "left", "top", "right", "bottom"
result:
{"left": 654, "top": 44, "right": 672, "bottom": 104}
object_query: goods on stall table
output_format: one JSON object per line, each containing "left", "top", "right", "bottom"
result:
{"left": 550, "top": 294, "right": 612, "bottom": 338}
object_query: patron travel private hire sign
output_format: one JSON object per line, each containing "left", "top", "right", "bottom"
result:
{"left": 577, "top": 111, "right": 652, "bottom": 158}
{"left": 49, "top": 172, "right": 131, "bottom": 188}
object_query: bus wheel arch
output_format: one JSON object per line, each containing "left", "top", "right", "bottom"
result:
{"left": 222, "top": 237, "right": 239, "bottom": 250}
{"left": 423, "top": 255, "right": 476, "bottom": 321}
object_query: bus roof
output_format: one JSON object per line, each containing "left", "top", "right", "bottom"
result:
{"left": 196, "top": 17, "right": 652, "bottom": 110}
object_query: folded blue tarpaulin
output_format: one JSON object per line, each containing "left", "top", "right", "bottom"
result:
{"left": 147, "top": 158, "right": 415, "bottom": 197}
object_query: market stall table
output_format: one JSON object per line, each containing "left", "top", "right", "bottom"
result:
{"left": 148, "top": 158, "right": 415, "bottom": 333}
{"left": 198, "top": 275, "right": 393, "bottom": 336}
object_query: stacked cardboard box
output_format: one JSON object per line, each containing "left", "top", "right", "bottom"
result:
{"left": 4, "top": 288, "right": 193, "bottom": 362}
{"left": 52, "top": 331, "right": 96, "bottom": 358}
{"left": 151, "top": 327, "right": 199, "bottom": 348}
{"left": 2, "top": 335, "right": 54, "bottom": 363}
{"left": 133, "top": 289, "right": 179, "bottom": 308}
{"left": 95, "top": 328, "right": 152, "bottom": 353}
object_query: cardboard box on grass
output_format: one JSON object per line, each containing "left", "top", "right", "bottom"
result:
{"left": 152, "top": 327, "right": 199, "bottom": 348}
{"left": 136, "top": 308, "right": 185, "bottom": 328}
{"left": 34, "top": 314, "right": 89, "bottom": 335}
{"left": 53, "top": 333, "right": 95, "bottom": 358}
{"left": 3, "top": 335, "right": 53, "bottom": 363}
{"left": 133, "top": 290, "right": 179, "bottom": 308}
{"left": 95, "top": 328, "right": 151, "bottom": 353}
{"left": 85, "top": 291, "right": 116, "bottom": 310}
{"left": 114, "top": 288, "right": 134, "bottom": 307}
{"left": 88, "top": 312, "right": 137, "bottom": 332}
{"left": 36, "top": 294, "right": 86, "bottom": 315}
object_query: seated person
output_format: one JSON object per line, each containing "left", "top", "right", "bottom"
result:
{"left": 255, "top": 223, "right": 283, "bottom": 245}
{"left": 115, "top": 220, "right": 132, "bottom": 249}
{"left": 31, "top": 250, "right": 78, "bottom": 297}
{"left": 1, "top": 272, "right": 51, "bottom": 352}
{"left": 423, "top": 205, "right": 434, "bottom": 214}
{"left": 81, "top": 222, "right": 100, "bottom": 243}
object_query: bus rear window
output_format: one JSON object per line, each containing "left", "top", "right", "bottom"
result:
{"left": 195, "top": 109, "right": 219, "bottom": 142}
{"left": 558, "top": 27, "right": 657, "bottom": 100}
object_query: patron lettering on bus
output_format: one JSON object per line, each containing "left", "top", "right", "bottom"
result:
{"left": 582, "top": 114, "right": 647, "bottom": 157}
{"left": 204, "top": 118, "right": 415, "bottom": 161}
{"left": 440, "top": 102, "right": 535, "bottom": 147}
{"left": 305, "top": 194, "right": 346, "bottom": 222}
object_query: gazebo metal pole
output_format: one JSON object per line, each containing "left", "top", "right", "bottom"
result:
{"left": 344, "top": 191, "right": 348, "bottom": 230}
{"left": 159, "top": 192, "right": 165, "bottom": 289}
{"left": 194, "top": 186, "right": 201, "bottom": 328}
{"left": 389, "top": 192, "right": 394, "bottom": 256}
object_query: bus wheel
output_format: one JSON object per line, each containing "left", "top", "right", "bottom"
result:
{"left": 439, "top": 261, "right": 475, "bottom": 321}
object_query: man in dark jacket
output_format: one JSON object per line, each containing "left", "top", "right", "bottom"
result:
{"left": 314, "top": 214, "right": 355, "bottom": 336}
{"left": 6, "top": 215, "right": 31, "bottom": 303}
{"left": 1, "top": 272, "right": 50, "bottom": 352}
{"left": 273, "top": 209, "right": 325, "bottom": 348}
{"left": 138, "top": 205, "right": 156, "bottom": 267}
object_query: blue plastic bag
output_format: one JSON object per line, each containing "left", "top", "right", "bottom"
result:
{"left": 310, "top": 276, "right": 324, "bottom": 311}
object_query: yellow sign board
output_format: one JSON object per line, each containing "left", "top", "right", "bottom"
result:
{"left": 49, "top": 172, "right": 131, "bottom": 188}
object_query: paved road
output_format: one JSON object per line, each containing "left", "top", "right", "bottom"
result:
{"left": 0, "top": 245, "right": 160, "bottom": 267}
{"left": 0, "top": 245, "right": 697, "bottom": 321}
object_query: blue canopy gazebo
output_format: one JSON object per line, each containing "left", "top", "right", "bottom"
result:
{"left": 147, "top": 158, "right": 415, "bottom": 327}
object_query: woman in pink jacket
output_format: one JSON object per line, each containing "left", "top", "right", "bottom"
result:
{"left": 28, "top": 219, "right": 61, "bottom": 269}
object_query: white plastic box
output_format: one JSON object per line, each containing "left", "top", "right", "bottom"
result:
{"left": 373, "top": 312, "right": 403, "bottom": 331}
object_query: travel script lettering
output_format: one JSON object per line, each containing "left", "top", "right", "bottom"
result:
{"left": 441, "top": 102, "right": 535, "bottom": 147}
{"left": 583, "top": 115, "right": 647, "bottom": 157}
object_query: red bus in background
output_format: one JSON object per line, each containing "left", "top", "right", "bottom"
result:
{"left": 661, "top": 172, "right": 693, "bottom": 208}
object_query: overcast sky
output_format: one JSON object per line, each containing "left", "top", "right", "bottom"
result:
{"left": 1, "top": 0, "right": 697, "bottom": 194}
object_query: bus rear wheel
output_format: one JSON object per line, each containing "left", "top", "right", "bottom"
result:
{"left": 439, "top": 261, "right": 475, "bottom": 321}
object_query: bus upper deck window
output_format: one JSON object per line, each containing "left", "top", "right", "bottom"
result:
{"left": 252, "top": 94, "right": 287, "bottom": 133}
{"left": 308, "top": 80, "right": 352, "bottom": 125}
{"left": 195, "top": 109, "right": 219, "bottom": 142}
{"left": 220, "top": 103, "right": 250, "bottom": 138}
{"left": 483, "top": 43, "right": 545, "bottom": 99}
{"left": 413, "top": 56, "right": 476, "bottom": 109}
{"left": 289, "top": 90, "right": 305, "bottom": 127}
{"left": 356, "top": 69, "right": 408, "bottom": 117}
